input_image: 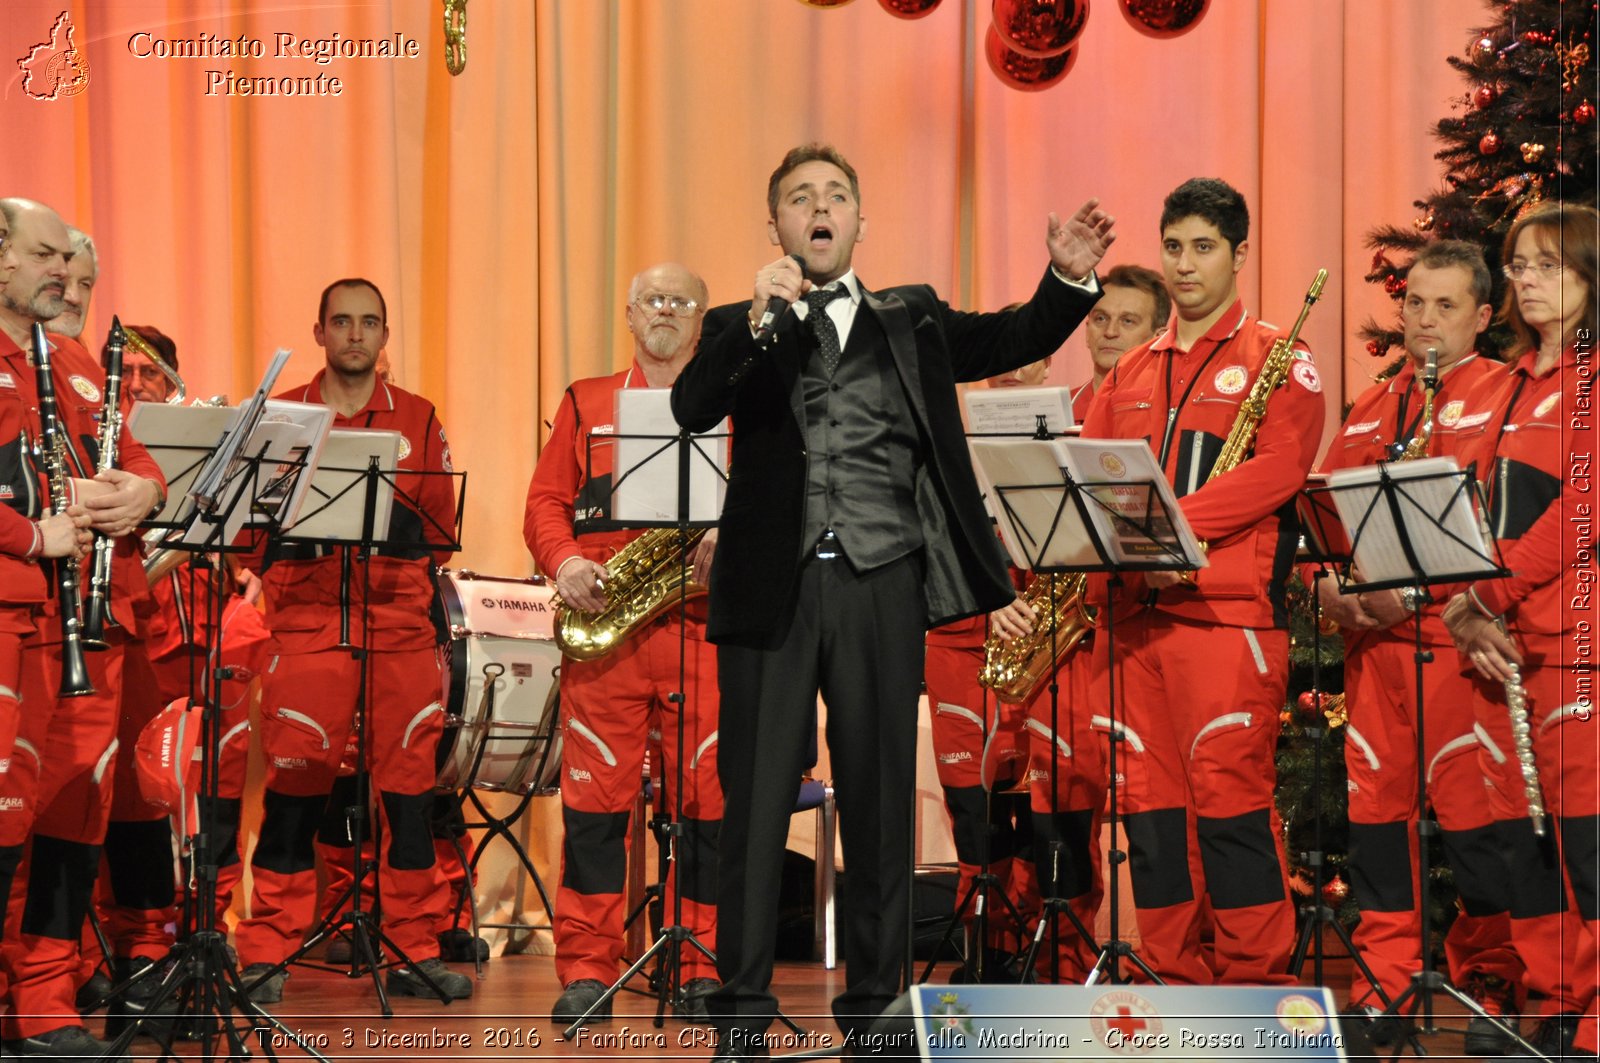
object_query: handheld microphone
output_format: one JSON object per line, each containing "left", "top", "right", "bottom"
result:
{"left": 755, "top": 254, "right": 808, "bottom": 338}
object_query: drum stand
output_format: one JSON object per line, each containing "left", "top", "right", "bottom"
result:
{"left": 103, "top": 461, "right": 330, "bottom": 1063}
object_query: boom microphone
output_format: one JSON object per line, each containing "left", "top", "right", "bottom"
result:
{"left": 755, "top": 254, "right": 808, "bottom": 338}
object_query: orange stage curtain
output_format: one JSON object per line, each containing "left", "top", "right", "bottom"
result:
{"left": 3, "top": 0, "right": 1488, "bottom": 576}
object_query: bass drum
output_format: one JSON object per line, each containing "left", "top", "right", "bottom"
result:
{"left": 436, "top": 569, "right": 563, "bottom": 794}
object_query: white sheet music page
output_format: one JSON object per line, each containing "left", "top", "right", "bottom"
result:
{"left": 613, "top": 388, "right": 728, "bottom": 523}
{"left": 963, "top": 385, "right": 1075, "bottom": 435}
{"left": 967, "top": 439, "right": 1098, "bottom": 570}
{"left": 1326, "top": 456, "right": 1493, "bottom": 585}
{"left": 1058, "top": 438, "right": 1207, "bottom": 568}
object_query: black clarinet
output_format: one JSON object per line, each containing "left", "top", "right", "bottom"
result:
{"left": 81, "top": 317, "right": 125, "bottom": 648}
{"left": 31, "top": 323, "right": 95, "bottom": 696}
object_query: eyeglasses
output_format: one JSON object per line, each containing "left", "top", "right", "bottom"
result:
{"left": 1502, "top": 260, "right": 1566, "bottom": 281}
{"left": 634, "top": 294, "right": 700, "bottom": 314}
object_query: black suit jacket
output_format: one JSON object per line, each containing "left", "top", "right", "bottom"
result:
{"left": 671, "top": 266, "right": 1100, "bottom": 644}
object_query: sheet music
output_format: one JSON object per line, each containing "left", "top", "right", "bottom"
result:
{"left": 968, "top": 439, "right": 1097, "bottom": 570}
{"left": 279, "top": 428, "right": 400, "bottom": 542}
{"left": 127, "top": 403, "right": 236, "bottom": 524}
{"left": 248, "top": 400, "right": 336, "bottom": 527}
{"left": 1326, "top": 456, "right": 1494, "bottom": 585}
{"left": 963, "top": 385, "right": 1074, "bottom": 435}
{"left": 613, "top": 388, "right": 728, "bottom": 523}
{"left": 1058, "top": 438, "right": 1207, "bottom": 568}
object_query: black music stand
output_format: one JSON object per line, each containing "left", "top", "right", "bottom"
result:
{"left": 917, "top": 415, "right": 1058, "bottom": 988}
{"left": 1286, "top": 484, "right": 1390, "bottom": 997}
{"left": 254, "top": 447, "right": 467, "bottom": 1017}
{"left": 970, "top": 437, "right": 1203, "bottom": 988}
{"left": 1305, "top": 461, "right": 1541, "bottom": 1058}
{"left": 560, "top": 415, "right": 771, "bottom": 1037}
{"left": 102, "top": 429, "right": 330, "bottom": 1063}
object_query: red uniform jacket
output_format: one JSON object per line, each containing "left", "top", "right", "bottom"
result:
{"left": 1070, "top": 379, "right": 1098, "bottom": 425}
{"left": 259, "top": 372, "right": 457, "bottom": 652}
{"left": 1309, "top": 354, "right": 1499, "bottom": 646}
{"left": 1080, "top": 300, "right": 1327, "bottom": 629}
{"left": 524, "top": 361, "right": 707, "bottom": 632}
{"left": 1440, "top": 344, "right": 1596, "bottom": 637}
{"left": 0, "top": 330, "right": 165, "bottom": 624}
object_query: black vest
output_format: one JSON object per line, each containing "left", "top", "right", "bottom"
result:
{"left": 797, "top": 304, "right": 924, "bottom": 570}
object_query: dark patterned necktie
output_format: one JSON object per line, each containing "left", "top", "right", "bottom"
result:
{"left": 804, "top": 286, "right": 850, "bottom": 376}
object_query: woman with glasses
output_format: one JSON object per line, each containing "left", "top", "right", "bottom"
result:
{"left": 1440, "top": 201, "right": 1598, "bottom": 1061}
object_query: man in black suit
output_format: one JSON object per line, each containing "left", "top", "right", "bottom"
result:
{"left": 671, "top": 143, "right": 1114, "bottom": 1059}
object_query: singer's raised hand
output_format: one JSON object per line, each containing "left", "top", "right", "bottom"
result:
{"left": 1047, "top": 199, "right": 1117, "bottom": 280}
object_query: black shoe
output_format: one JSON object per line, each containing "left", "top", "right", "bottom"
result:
{"left": 551, "top": 979, "right": 611, "bottom": 1027}
{"left": 241, "top": 962, "right": 287, "bottom": 1005}
{"left": 1501, "top": 1013, "right": 1584, "bottom": 1058}
{"left": 711, "top": 1029, "right": 770, "bottom": 1061}
{"left": 2, "top": 1024, "right": 129, "bottom": 1061}
{"left": 386, "top": 956, "right": 473, "bottom": 1000}
{"left": 1462, "top": 973, "right": 1520, "bottom": 1055}
{"left": 1338, "top": 1004, "right": 1413, "bottom": 1059}
{"left": 438, "top": 928, "right": 489, "bottom": 963}
{"left": 104, "top": 956, "right": 177, "bottom": 1040}
{"left": 674, "top": 978, "right": 719, "bottom": 1024}
{"left": 75, "top": 972, "right": 112, "bottom": 1015}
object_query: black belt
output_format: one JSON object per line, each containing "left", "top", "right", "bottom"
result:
{"left": 813, "top": 529, "right": 843, "bottom": 560}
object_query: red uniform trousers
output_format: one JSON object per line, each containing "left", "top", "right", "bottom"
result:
{"left": 555, "top": 617, "right": 722, "bottom": 986}
{"left": 0, "top": 631, "right": 124, "bottom": 1040}
{"left": 1098, "top": 609, "right": 1294, "bottom": 985}
{"left": 0, "top": 615, "right": 38, "bottom": 942}
{"left": 924, "top": 642, "right": 1039, "bottom": 958}
{"left": 234, "top": 644, "right": 448, "bottom": 966}
{"left": 317, "top": 793, "right": 475, "bottom": 939}
{"left": 1473, "top": 631, "right": 1598, "bottom": 1050}
{"left": 1026, "top": 637, "right": 1106, "bottom": 981}
{"left": 1341, "top": 631, "right": 1523, "bottom": 1009}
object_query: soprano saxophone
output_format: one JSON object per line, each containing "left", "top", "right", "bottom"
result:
{"left": 552, "top": 527, "right": 707, "bottom": 661}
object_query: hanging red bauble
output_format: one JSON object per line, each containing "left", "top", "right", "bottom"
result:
{"left": 1479, "top": 131, "right": 1502, "bottom": 155}
{"left": 1384, "top": 274, "right": 1407, "bottom": 297}
{"left": 1473, "top": 83, "right": 1497, "bottom": 109}
{"left": 984, "top": 26, "right": 1078, "bottom": 89}
{"left": 1366, "top": 339, "right": 1385, "bottom": 358}
{"left": 992, "top": 0, "right": 1089, "bottom": 58}
{"left": 1574, "top": 100, "right": 1597, "bottom": 124}
{"left": 1323, "top": 876, "right": 1350, "bottom": 904}
{"left": 879, "top": 0, "right": 943, "bottom": 17}
{"left": 1118, "top": 0, "right": 1208, "bottom": 38}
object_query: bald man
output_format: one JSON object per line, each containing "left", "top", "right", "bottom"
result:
{"left": 525, "top": 262, "right": 724, "bottom": 1028}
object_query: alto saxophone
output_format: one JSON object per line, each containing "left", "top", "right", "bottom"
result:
{"left": 980, "top": 271, "right": 1329, "bottom": 703}
{"left": 552, "top": 527, "right": 707, "bottom": 661}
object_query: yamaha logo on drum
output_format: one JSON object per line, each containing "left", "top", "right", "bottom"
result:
{"left": 479, "top": 596, "right": 550, "bottom": 612}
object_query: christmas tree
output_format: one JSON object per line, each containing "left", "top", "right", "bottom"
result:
{"left": 1359, "top": 0, "right": 1598, "bottom": 362}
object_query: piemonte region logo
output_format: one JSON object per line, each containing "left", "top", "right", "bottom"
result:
{"left": 17, "top": 11, "right": 91, "bottom": 101}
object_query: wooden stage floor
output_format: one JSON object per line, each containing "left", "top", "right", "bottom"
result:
{"left": 115, "top": 951, "right": 1499, "bottom": 1061}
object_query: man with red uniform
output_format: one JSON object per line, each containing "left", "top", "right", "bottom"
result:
{"left": 233, "top": 277, "right": 469, "bottom": 1004}
{"left": 0, "top": 198, "right": 166, "bottom": 1061}
{"left": 525, "top": 262, "right": 722, "bottom": 1027}
{"left": 1079, "top": 178, "right": 1326, "bottom": 985}
{"left": 1308, "top": 241, "right": 1523, "bottom": 1050}
{"left": 1070, "top": 264, "right": 1168, "bottom": 422}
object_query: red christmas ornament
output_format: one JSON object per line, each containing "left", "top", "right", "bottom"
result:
{"left": 1366, "top": 339, "right": 1385, "bottom": 357}
{"left": 1479, "top": 131, "right": 1502, "bottom": 155}
{"left": 879, "top": 0, "right": 943, "bottom": 17}
{"left": 1474, "top": 35, "right": 1495, "bottom": 56}
{"left": 992, "top": 0, "right": 1090, "bottom": 58}
{"left": 984, "top": 25, "right": 1078, "bottom": 89}
{"left": 1574, "top": 100, "right": 1597, "bottom": 124}
{"left": 1384, "top": 274, "right": 1409, "bottom": 297}
{"left": 1118, "top": 0, "right": 1208, "bottom": 38}
{"left": 1473, "top": 83, "right": 1497, "bottom": 109}
{"left": 1323, "top": 876, "right": 1350, "bottom": 904}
